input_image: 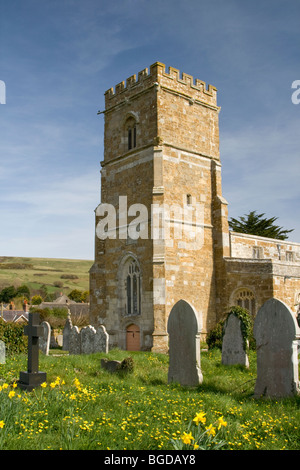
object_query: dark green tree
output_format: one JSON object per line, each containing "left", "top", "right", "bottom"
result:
{"left": 228, "top": 211, "right": 293, "bottom": 240}
{"left": 0, "top": 286, "right": 17, "bottom": 303}
{"left": 16, "top": 284, "right": 30, "bottom": 299}
{"left": 69, "top": 289, "right": 84, "bottom": 303}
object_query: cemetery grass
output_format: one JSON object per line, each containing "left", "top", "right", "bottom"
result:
{"left": 0, "top": 349, "right": 300, "bottom": 451}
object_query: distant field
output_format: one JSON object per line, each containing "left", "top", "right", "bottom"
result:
{"left": 0, "top": 256, "right": 93, "bottom": 294}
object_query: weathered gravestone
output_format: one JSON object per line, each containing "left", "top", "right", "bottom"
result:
{"left": 39, "top": 321, "right": 51, "bottom": 355}
{"left": 167, "top": 299, "right": 203, "bottom": 387}
{"left": 18, "top": 312, "right": 47, "bottom": 391}
{"left": 69, "top": 325, "right": 81, "bottom": 355}
{"left": 62, "top": 311, "right": 73, "bottom": 351}
{"left": 81, "top": 325, "right": 97, "bottom": 354}
{"left": 0, "top": 340, "right": 5, "bottom": 364}
{"left": 94, "top": 325, "right": 109, "bottom": 354}
{"left": 222, "top": 313, "right": 249, "bottom": 368}
{"left": 68, "top": 324, "right": 109, "bottom": 354}
{"left": 253, "top": 298, "right": 300, "bottom": 398}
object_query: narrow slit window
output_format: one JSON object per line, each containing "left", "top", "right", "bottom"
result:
{"left": 126, "top": 117, "right": 137, "bottom": 151}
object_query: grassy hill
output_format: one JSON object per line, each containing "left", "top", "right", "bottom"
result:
{"left": 0, "top": 256, "right": 93, "bottom": 296}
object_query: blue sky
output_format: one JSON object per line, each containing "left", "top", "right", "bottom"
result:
{"left": 0, "top": 0, "right": 299, "bottom": 260}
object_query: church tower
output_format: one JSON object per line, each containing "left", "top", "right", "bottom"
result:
{"left": 89, "top": 62, "right": 229, "bottom": 353}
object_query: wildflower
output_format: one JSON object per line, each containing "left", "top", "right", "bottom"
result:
{"left": 217, "top": 416, "right": 227, "bottom": 429}
{"left": 70, "top": 393, "right": 76, "bottom": 400}
{"left": 193, "top": 412, "right": 206, "bottom": 426}
{"left": 12, "top": 382, "right": 17, "bottom": 388}
{"left": 181, "top": 431, "right": 194, "bottom": 445}
{"left": 2, "top": 383, "right": 8, "bottom": 389}
{"left": 0, "top": 421, "right": 4, "bottom": 429}
{"left": 205, "top": 424, "right": 216, "bottom": 436}
{"left": 8, "top": 390, "right": 16, "bottom": 399}
{"left": 73, "top": 378, "right": 81, "bottom": 388}
{"left": 193, "top": 443, "right": 200, "bottom": 450}
{"left": 41, "top": 382, "right": 47, "bottom": 388}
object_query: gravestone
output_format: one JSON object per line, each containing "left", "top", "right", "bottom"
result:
{"left": 222, "top": 313, "right": 249, "bottom": 368}
{"left": 253, "top": 298, "right": 300, "bottom": 398}
{"left": 69, "top": 326, "right": 81, "bottom": 354}
{"left": 68, "top": 324, "right": 109, "bottom": 355}
{"left": 167, "top": 299, "right": 203, "bottom": 386}
{"left": 81, "top": 325, "right": 97, "bottom": 354}
{"left": 0, "top": 340, "right": 5, "bottom": 364}
{"left": 39, "top": 321, "right": 51, "bottom": 355}
{"left": 18, "top": 312, "right": 47, "bottom": 391}
{"left": 94, "top": 326, "right": 109, "bottom": 353}
{"left": 63, "top": 312, "right": 73, "bottom": 351}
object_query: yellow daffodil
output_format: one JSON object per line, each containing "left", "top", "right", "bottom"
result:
{"left": 41, "top": 382, "right": 47, "bottom": 388}
{"left": 181, "top": 431, "right": 194, "bottom": 445}
{"left": 0, "top": 421, "right": 4, "bottom": 429}
{"left": 206, "top": 424, "right": 216, "bottom": 436}
{"left": 8, "top": 390, "right": 15, "bottom": 398}
{"left": 217, "top": 416, "right": 227, "bottom": 429}
{"left": 193, "top": 411, "right": 206, "bottom": 426}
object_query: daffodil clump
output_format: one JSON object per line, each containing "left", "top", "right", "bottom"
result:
{"left": 171, "top": 411, "right": 228, "bottom": 450}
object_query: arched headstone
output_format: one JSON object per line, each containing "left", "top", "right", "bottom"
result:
{"left": 39, "top": 321, "right": 51, "bottom": 355}
{"left": 253, "top": 298, "right": 300, "bottom": 398}
{"left": 222, "top": 313, "right": 249, "bottom": 368}
{"left": 167, "top": 299, "right": 203, "bottom": 386}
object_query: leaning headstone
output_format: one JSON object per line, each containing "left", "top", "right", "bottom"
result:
{"left": 94, "top": 325, "right": 109, "bottom": 353}
{"left": 167, "top": 299, "right": 203, "bottom": 387}
{"left": 0, "top": 340, "right": 5, "bottom": 364}
{"left": 63, "top": 312, "right": 73, "bottom": 351}
{"left": 222, "top": 313, "right": 249, "bottom": 368}
{"left": 101, "top": 358, "right": 122, "bottom": 372}
{"left": 81, "top": 325, "right": 97, "bottom": 354}
{"left": 39, "top": 321, "right": 51, "bottom": 355}
{"left": 17, "top": 312, "right": 47, "bottom": 391}
{"left": 68, "top": 326, "right": 81, "bottom": 355}
{"left": 253, "top": 298, "right": 300, "bottom": 398}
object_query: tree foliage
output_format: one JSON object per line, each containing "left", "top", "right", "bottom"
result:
{"left": 228, "top": 210, "right": 293, "bottom": 240}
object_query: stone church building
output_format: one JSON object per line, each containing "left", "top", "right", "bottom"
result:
{"left": 89, "top": 62, "right": 300, "bottom": 353}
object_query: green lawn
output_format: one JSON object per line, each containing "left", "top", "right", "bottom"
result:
{"left": 0, "top": 348, "right": 299, "bottom": 450}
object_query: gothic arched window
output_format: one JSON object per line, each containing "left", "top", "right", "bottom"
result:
{"left": 233, "top": 288, "right": 256, "bottom": 316}
{"left": 125, "top": 259, "right": 141, "bottom": 316}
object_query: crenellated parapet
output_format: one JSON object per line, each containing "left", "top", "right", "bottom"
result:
{"left": 104, "top": 62, "right": 218, "bottom": 109}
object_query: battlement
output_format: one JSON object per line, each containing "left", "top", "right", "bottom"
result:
{"left": 104, "top": 62, "right": 218, "bottom": 108}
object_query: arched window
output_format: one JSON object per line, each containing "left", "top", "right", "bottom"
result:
{"left": 125, "top": 116, "right": 137, "bottom": 151}
{"left": 125, "top": 259, "right": 141, "bottom": 316}
{"left": 233, "top": 288, "right": 256, "bottom": 316}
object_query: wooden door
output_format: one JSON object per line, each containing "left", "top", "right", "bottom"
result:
{"left": 126, "top": 324, "right": 140, "bottom": 351}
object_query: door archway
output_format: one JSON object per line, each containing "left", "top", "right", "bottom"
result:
{"left": 126, "top": 324, "right": 140, "bottom": 351}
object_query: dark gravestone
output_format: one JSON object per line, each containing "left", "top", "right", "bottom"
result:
{"left": 167, "top": 299, "right": 203, "bottom": 387}
{"left": 18, "top": 312, "right": 47, "bottom": 391}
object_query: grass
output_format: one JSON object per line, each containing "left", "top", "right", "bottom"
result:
{"left": 0, "top": 348, "right": 299, "bottom": 450}
{"left": 0, "top": 256, "right": 93, "bottom": 293}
